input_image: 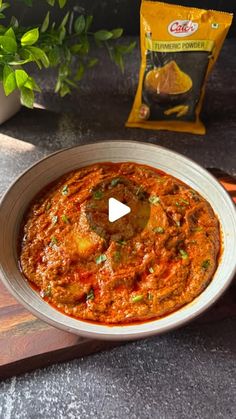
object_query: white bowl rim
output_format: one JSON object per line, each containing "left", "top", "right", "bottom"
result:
{"left": 0, "top": 140, "right": 236, "bottom": 341}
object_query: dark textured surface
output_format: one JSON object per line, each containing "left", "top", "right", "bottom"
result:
{"left": 7, "top": 0, "right": 236, "bottom": 37}
{"left": 0, "top": 38, "right": 236, "bottom": 418}
{"left": 0, "top": 320, "right": 236, "bottom": 419}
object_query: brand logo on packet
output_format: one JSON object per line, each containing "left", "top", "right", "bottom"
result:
{"left": 168, "top": 20, "right": 198, "bottom": 37}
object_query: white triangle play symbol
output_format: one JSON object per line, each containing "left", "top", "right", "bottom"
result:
{"left": 108, "top": 198, "right": 131, "bottom": 222}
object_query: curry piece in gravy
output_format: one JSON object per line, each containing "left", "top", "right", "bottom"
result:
{"left": 20, "top": 162, "right": 220, "bottom": 324}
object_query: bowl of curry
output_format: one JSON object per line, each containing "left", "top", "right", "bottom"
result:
{"left": 0, "top": 142, "right": 235, "bottom": 340}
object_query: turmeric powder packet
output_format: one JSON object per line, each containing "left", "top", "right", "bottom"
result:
{"left": 126, "top": 1, "right": 233, "bottom": 135}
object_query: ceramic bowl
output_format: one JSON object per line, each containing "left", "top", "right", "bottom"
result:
{"left": 0, "top": 141, "right": 235, "bottom": 340}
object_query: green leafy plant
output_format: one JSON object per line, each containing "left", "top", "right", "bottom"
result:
{"left": 0, "top": 0, "right": 135, "bottom": 107}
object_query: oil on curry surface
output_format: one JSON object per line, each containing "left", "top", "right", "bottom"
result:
{"left": 20, "top": 163, "right": 220, "bottom": 325}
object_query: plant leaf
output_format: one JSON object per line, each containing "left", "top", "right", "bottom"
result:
{"left": 15, "top": 69, "right": 29, "bottom": 88}
{"left": 48, "top": 47, "right": 60, "bottom": 66}
{"left": 75, "top": 63, "right": 84, "bottom": 81}
{"left": 0, "top": 35, "right": 17, "bottom": 53}
{"left": 74, "top": 15, "right": 85, "bottom": 34}
{"left": 59, "top": 11, "right": 69, "bottom": 29}
{"left": 64, "top": 77, "right": 77, "bottom": 88}
{"left": 21, "top": 0, "right": 33, "bottom": 5}
{"left": 46, "top": 0, "right": 55, "bottom": 6}
{"left": 59, "top": 63, "right": 69, "bottom": 77}
{"left": 26, "top": 46, "right": 50, "bottom": 67}
{"left": 3, "top": 65, "right": 16, "bottom": 96}
{"left": 87, "top": 57, "right": 98, "bottom": 68}
{"left": 59, "top": 83, "right": 70, "bottom": 97}
{"left": 58, "top": 0, "right": 67, "bottom": 8}
{"left": 59, "top": 26, "right": 66, "bottom": 42}
{"left": 0, "top": 2, "right": 10, "bottom": 12}
{"left": 70, "top": 43, "right": 82, "bottom": 54}
{"left": 113, "top": 50, "right": 124, "bottom": 73}
{"left": 116, "top": 41, "right": 136, "bottom": 54}
{"left": 55, "top": 76, "right": 61, "bottom": 93}
{"left": 24, "top": 76, "right": 41, "bottom": 92}
{"left": 41, "top": 11, "right": 50, "bottom": 33}
{"left": 111, "top": 28, "right": 123, "bottom": 39}
{"left": 85, "top": 15, "right": 93, "bottom": 31}
{"left": 4, "top": 27, "right": 16, "bottom": 40}
{"left": 21, "top": 28, "right": 39, "bottom": 46}
{"left": 20, "top": 86, "right": 34, "bottom": 108}
{"left": 80, "top": 35, "right": 89, "bottom": 54}
{"left": 10, "top": 16, "right": 19, "bottom": 29}
{"left": 94, "top": 30, "right": 113, "bottom": 41}
{"left": 73, "top": 5, "right": 84, "bottom": 14}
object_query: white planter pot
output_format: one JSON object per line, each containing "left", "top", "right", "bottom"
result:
{"left": 0, "top": 83, "right": 21, "bottom": 125}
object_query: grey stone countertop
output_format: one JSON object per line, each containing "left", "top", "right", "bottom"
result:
{"left": 0, "top": 38, "right": 235, "bottom": 419}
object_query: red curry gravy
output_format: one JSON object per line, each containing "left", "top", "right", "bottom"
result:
{"left": 19, "top": 162, "right": 220, "bottom": 325}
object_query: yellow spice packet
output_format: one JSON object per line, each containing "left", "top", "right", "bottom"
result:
{"left": 126, "top": 1, "right": 233, "bottom": 135}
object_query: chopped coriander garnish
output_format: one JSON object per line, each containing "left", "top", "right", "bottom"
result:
{"left": 136, "top": 186, "right": 147, "bottom": 200}
{"left": 86, "top": 288, "right": 94, "bottom": 301}
{"left": 179, "top": 198, "right": 189, "bottom": 205}
{"left": 149, "top": 195, "right": 160, "bottom": 205}
{"left": 113, "top": 251, "right": 121, "bottom": 262}
{"left": 46, "top": 202, "right": 51, "bottom": 211}
{"left": 61, "top": 214, "right": 69, "bottom": 224}
{"left": 202, "top": 259, "right": 210, "bottom": 270}
{"left": 111, "top": 178, "right": 122, "bottom": 187}
{"left": 95, "top": 254, "right": 107, "bottom": 264}
{"left": 179, "top": 249, "right": 189, "bottom": 259}
{"left": 116, "top": 240, "right": 127, "bottom": 246}
{"left": 156, "top": 176, "right": 165, "bottom": 183}
{"left": 88, "top": 203, "right": 97, "bottom": 209}
{"left": 132, "top": 295, "right": 143, "bottom": 303}
{"left": 93, "top": 190, "right": 103, "bottom": 200}
{"left": 62, "top": 185, "right": 68, "bottom": 195}
{"left": 149, "top": 267, "right": 154, "bottom": 274}
{"left": 189, "top": 190, "right": 200, "bottom": 202}
{"left": 52, "top": 215, "right": 58, "bottom": 225}
{"left": 175, "top": 202, "right": 184, "bottom": 209}
{"left": 153, "top": 226, "right": 165, "bottom": 234}
{"left": 50, "top": 236, "right": 58, "bottom": 246}
{"left": 192, "top": 226, "right": 203, "bottom": 232}
{"left": 147, "top": 292, "right": 153, "bottom": 300}
{"left": 41, "top": 284, "right": 52, "bottom": 298}
{"left": 92, "top": 226, "right": 105, "bottom": 239}
{"left": 136, "top": 185, "right": 143, "bottom": 195}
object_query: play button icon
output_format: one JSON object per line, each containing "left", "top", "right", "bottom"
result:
{"left": 85, "top": 175, "right": 150, "bottom": 243}
{"left": 108, "top": 198, "right": 131, "bottom": 222}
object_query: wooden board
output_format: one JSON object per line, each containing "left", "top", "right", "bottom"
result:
{"left": 0, "top": 169, "right": 235, "bottom": 380}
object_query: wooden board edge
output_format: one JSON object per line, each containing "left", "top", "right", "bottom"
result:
{"left": 0, "top": 340, "right": 121, "bottom": 380}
